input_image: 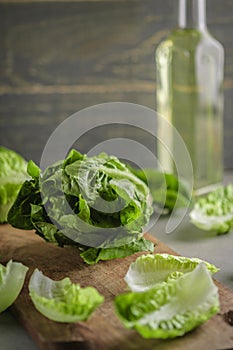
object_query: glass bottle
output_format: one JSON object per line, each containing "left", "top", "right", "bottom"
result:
{"left": 156, "top": 0, "right": 224, "bottom": 195}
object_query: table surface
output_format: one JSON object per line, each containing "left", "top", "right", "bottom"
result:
{"left": 1, "top": 171, "right": 233, "bottom": 350}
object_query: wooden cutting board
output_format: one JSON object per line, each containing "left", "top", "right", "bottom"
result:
{"left": 0, "top": 224, "right": 233, "bottom": 350}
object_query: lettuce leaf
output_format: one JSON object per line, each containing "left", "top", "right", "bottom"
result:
{"left": 124, "top": 253, "right": 219, "bottom": 292}
{"left": 128, "top": 167, "right": 190, "bottom": 213}
{"left": 80, "top": 238, "right": 155, "bottom": 265}
{"left": 190, "top": 185, "right": 233, "bottom": 234}
{"left": 0, "top": 260, "right": 28, "bottom": 313}
{"left": 115, "top": 263, "right": 219, "bottom": 339}
{"left": 29, "top": 269, "right": 104, "bottom": 322}
{"left": 0, "top": 147, "right": 29, "bottom": 223}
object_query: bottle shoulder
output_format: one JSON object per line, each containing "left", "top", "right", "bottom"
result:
{"left": 156, "top": 28, "right": 224, "bottom": 54}
{"left": 206, "top": 32, "right": 224, "bottom": 53}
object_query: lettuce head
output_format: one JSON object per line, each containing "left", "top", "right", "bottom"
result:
{"left": 8, "top": 149, "right": 154, "bottom": 264}
{"left": 0, "top": 146, "right": 29, "bottom": 223}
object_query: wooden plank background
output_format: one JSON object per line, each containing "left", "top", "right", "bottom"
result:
{"left": 0, "top": 0, "right": 232, "bottom": 168}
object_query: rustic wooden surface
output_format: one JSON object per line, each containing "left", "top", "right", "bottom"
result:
{"left": 0, "top": 224, "right": 233, "bottom": 350}
{"left": 0, "top": 0, "right": 232, "bottom": 168}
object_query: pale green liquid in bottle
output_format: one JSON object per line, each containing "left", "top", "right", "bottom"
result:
{"left": 156, "top": 27, "right": 224, "bottom": 194}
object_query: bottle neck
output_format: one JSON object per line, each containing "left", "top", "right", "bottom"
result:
{"left": 178, "top": 0, "right": 207, "bottom": 30}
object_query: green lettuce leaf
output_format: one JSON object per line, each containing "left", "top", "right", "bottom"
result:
{"left": 115, "top": 263, "right": 219, "bottom": 339}
{"left": 80, "top": 238, "right": 155, "bottom": 265}
{"left": 0, "top": 260, "right": 28, "bottom": 313}
{"left": 7, "top": 179, "right": 41, "bottom": 230}
{"left": 0, "top": 147, "right": 29, "bottom": 223}
{"left": 190, "top": 184, "right": 233, "bottom": 234}
{"left": 29, "top": 269, "right": 104, "bottom": 322}
{"left": 128, "top": 167, "right": 190, "bottom": 213}
{"left": 124, "top": 253, "right": 219, "bottom": 292}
